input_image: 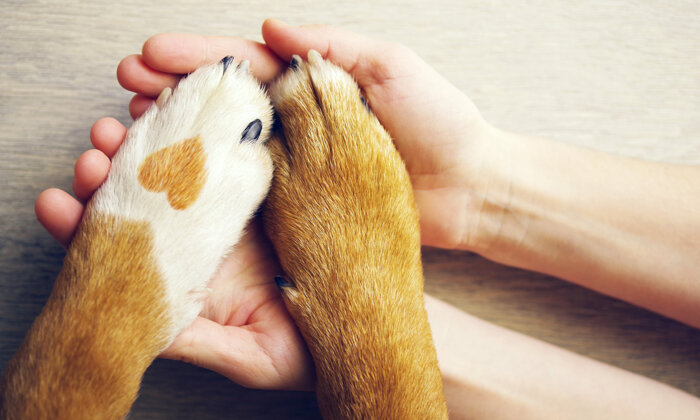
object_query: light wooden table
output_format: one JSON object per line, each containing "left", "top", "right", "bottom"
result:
{"left": 1, "top": 1, "right": 698, "bottom": 418}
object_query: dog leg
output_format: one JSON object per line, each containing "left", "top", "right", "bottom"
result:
{"left": 0, "top": 57, "right": 273, "bottom": 419}
{"left": 264, "top": 51, "right": 448, "bottom": 419}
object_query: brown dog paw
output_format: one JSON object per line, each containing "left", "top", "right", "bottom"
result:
{"left": 265, "top": 49, "right": 421, "bottom": 317}
{"left": 263, "top": 50, "right": 447, "bottom": 419}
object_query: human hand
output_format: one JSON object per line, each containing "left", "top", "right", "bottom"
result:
{"left": 35, "top": 118, "right": 314, "bottom": 391}
{"left": 117, "top": 19, "right": 496, "bottom": 250}
{"left": 36, "top": 19, "right": 494, "bottom": 391}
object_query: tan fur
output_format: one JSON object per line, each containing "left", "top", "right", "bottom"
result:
{"left": 263, "top": 53, "right": 448, "bottom": 419}
{"left": 138, "top": 135, "right": 206, "bottom": 210}
{"left": 0, "top": 212, "right": 170, "bottom": 419}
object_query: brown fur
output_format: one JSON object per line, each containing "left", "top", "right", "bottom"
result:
{"left": 263, "top": 55, "right": 448, "bottom": 419}
{"left": 0, "top": 212, "right": 170, "bottom": 419}
{"left": 138, "top": 135, "right": 206, "bottom": 210}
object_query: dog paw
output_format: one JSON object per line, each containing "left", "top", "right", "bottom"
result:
{"left": 263, "top": 50, "right": 421, "bottom": 321}
{"left": 262, "top": 52, "right": 448, "bottom": 418}
{"left": 89, "top": 57, "right": 273, "bottom": 338}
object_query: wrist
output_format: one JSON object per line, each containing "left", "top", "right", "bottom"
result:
{"left": 453, "top": 124, "right": 525, "bottom": 256}
{"left": 455, "top": 126, "right": 577, "bottom": 269}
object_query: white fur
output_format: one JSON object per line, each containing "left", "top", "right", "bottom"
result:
{"left": 91, "top": 60, "right": 273, "bottom": 341}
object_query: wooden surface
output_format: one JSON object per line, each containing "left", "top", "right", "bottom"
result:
{"left": 1, "top": 1, "right": 699, "bottom": 418}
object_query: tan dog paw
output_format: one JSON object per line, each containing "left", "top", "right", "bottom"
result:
{"left": 263, "top": 51, "right": 447, "bottom": 419}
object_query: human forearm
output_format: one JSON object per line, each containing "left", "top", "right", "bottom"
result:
{"left": 425, "top": 294, "right": 700, "bottom": 419}
{"left": 464, "top": 126, "right": 700, "bottom": 327}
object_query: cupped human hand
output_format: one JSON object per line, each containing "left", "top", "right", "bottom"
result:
{"left": 117, "top": 19, "right": 495, "bottom": 250}
{"left": 37, "top": 19, "right": 497, "bottom": 390}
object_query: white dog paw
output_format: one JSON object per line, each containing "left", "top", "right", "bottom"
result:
{"left": 89, "top": 57, "right": 273, "bottom": 339}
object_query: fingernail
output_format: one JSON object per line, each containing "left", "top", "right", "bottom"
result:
{"left": 274, "top": 275, "right": 292, "bottom": 288}
{"left": 269, "top": 18, "right": 289, "bottom": 28}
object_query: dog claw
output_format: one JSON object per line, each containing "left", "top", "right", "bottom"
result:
{"left": 290, "top": 54, "right": 302, "bottom": 70}
{"left": 155, "top": 87, "right": 172, "bottom": 108}
{"left": 241, "top": 119, "right": 263, "bottom": 143}
{"left": 274, "top": 276, "right": 293, "bottom": 288}
{"left": 238, "top": 60, "right": 250, "bottom": 72}
{"left": 360, "top": 95, "right": 369, "bottom": 110}
{"left": 221, "top": 56, "right": 235, "bottom": 72}
{"left": 307, "top": 49, "right": 322, "bottom": 64}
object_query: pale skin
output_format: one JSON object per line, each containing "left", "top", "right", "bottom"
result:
{"left": 35, "top": 19, "right": 700, "bottom": 418}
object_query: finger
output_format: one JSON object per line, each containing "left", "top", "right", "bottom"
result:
{"left": 129, "top": 94, "right": 154, "bottom": 120}
{"left": 35, "top": 188, "right": 84, "bottom": 248}
{"left": 116, "top": 54, "right": 181, "bottom": 97}
{"left": 90, "top": 117, "right": 127, "bottom": 158}
{"left": 141, "top": 33, "right": 285, "bottom": 83}
{"left": 72, "top": 149, "right": 111, "bottom": 202}
{"left": 261, "top": 19, "right": 396, "bottom": 87}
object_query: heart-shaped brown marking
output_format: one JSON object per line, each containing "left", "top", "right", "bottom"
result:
{"left": 137, "top": 135, "right": 206, "bottom": 210}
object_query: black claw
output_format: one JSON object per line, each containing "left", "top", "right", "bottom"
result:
{"left": 290, "top": 55, "right": 302, "bottom": 70}
{"left": 271, "top": 111, "right": 282, "bottom": 133}
{"left": 221, "top": 56, "right": 234, "bottom": 72}
{"left": 241, "top": 119, "right": 263, "bottom": 143}
{"left": 274, "top": 276, "right": 293, "bottom": 288}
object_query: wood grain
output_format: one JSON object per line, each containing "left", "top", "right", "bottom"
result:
{"left": 1, "top": 1, "right": 698, "bottom": 418}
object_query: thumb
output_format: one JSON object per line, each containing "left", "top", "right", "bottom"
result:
{"left": 261, "top": 18, "right": 400, "bottom": 87}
